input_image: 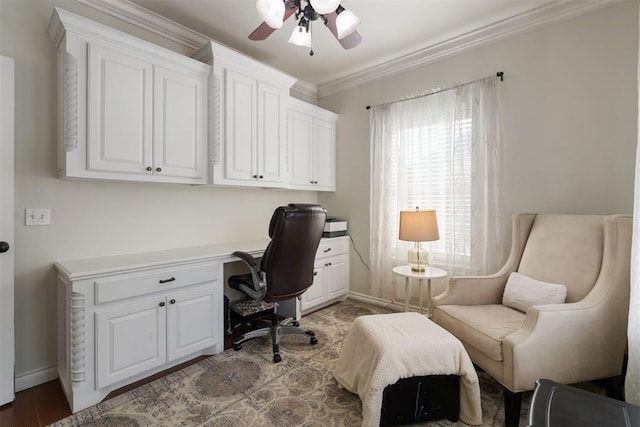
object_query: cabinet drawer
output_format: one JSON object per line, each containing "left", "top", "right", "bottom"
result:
{"left": 95, "top": 262, "right": 219, "bottom": 304}
{"left": 316, "top": 238, "right": 348, "bottom": 259}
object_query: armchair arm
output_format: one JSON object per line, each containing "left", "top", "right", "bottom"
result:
{"left": 232, "top": 251, "right": 266, "bottom": 297}
{"left": 433, "top": 214, "right": 536, "bottom": 307}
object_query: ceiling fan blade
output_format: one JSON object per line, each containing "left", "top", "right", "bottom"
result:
{"left": 248, "top": 3, "right": 297, "bottom": 41}
{"left": 322, "top": 11, "right": 362, "bottom": 50}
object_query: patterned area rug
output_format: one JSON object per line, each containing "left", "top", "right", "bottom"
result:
{"left": 51, "top": 299, "right": 600, "bottom": 426}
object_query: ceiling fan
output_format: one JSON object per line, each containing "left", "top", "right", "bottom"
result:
{"left": 249, "top": 0, "right": 362, "bottom": 55}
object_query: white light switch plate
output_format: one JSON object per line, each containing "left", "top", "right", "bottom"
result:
{"left": 26, "top": 208, "right": 50, "bottom": 226}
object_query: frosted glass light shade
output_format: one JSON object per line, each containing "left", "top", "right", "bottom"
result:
{"left": 309, "top": 0, "right": 340, "bottom": 14}
{"left": 288, "top": 26, "right": 312, "bottom": 47}
{"left": 256, "top": 0, "right": 285, "bottom": 29}
{"left": 336, "top": 9, "right": 360, "bottom": 39}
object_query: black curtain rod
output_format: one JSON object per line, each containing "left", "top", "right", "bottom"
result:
{"left": 365, "top": 71, "right": 504, "bottom": 110}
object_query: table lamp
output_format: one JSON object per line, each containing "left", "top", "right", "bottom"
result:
{"left": 399, "top": 208, "right": 439, "bottom": 272}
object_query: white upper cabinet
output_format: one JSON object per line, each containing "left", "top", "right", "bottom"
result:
{"left": 287, "top": 98, "right": 338, "bottom": 191}
{"left": 48, "top": 8, "right": 210, "bottom": 184}
{"left": 193, "top": 42, "right": 296, "bottom": 188}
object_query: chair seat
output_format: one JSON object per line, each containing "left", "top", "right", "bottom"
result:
{"left": 433, "top": 304, "right": 525, "bottom": 361}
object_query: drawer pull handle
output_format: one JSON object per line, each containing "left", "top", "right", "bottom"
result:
{"left": 313, "top": 271, "right": 318, "bottom": 276}
{"left": 159, "top": 277, "right": 176, "bottom": 284}
{"left": 146, "top": 166, "right": 152, "bottom": 171}
{"left": 323, "top": 248, "right": 332, "bottom": 253}
{"left": 170, "top": 299, "right": 176, "bottom": 304}
{"left": 325, "top": 262, "right": 332, "bottom": 267}
{"left": 159, "top": 301, "right": 165, "bottom": 307}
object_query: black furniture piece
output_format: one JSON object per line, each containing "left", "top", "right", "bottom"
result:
{"left": 228, "top": 203, "right": 327, "bottom": 363}
{"left": 380, "top": 375, "right": 460, "bottom": 426}
{"left": 529, "top": 379, "right": 640, "bottom": 427}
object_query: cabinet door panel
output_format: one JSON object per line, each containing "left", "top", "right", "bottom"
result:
{"left": 327, "top": 259, "right": 349, "bottom": 299}
{"left": 87, "top": 43, "right": 153, "bottom": 175}
{"left": 257, "top": 82, "right": 284, "bottom": 183}
{"left": 313, "top": 119, "right": 335, "bottom": 190}
{"left": 154, "top": 66, "right": 206, "bottom": 181}
{"left": 301, "top": 267, "right": 325, "bottom": 311}
{"left": 95, "top": 299, "right": 166, "bottom": 388}
{"left": 224, "top": 69, "right": 256, "bottom": 181}
{"left": 288, "top": 110, "right": 313, "bottom": 187}
{"left": 167, "top": 285, "right": 218, "bottom": 361}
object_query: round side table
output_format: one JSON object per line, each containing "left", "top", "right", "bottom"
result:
{"left": 392, "top": 265, "right": 448, "bottom": 317}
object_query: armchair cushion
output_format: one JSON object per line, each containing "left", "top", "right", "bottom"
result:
{"left": 433, "top": 304, "right": 525, "bottom": 362}
{"left": 502, "top": 272, "right": 567, "bottom": 313}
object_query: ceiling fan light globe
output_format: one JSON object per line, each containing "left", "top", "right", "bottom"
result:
{"left": 336, "top": 9, "right": 361, "bottom": 39}
{"left": 288, "top": 25, "right": 312, "bottom": 47}
{"left": 256, "top": 0, "right": 285, "bottom": 29}
{"left": 309, "top": 0, "right": 340, "bottom": 14}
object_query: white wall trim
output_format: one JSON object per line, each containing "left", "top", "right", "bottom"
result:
{"left": 318, "top": 0, "right": 620, "bottom": 97}
{"left": 15, "top": 365, "right": 58, "bottom": 392}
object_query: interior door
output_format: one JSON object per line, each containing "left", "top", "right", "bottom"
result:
{"left": 0, "top": 55, "right": 15, "bottom": 406}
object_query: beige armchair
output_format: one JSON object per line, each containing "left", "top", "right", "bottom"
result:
{"left": 432, "top": 214, "right": 632, "bottom": 427}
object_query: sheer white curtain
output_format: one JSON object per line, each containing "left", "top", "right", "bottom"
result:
{"left": 370, "top": 76, "right": 505, "bottom": 299}
{"left": 626, "top": 9, "right": 640, "bottom": 405}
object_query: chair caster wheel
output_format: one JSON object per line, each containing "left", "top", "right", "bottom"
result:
{"left": 234, "top": 344, "right": 242, "bottom": 351}
{"left": 310, "top": 337, "right": 318, "bottom": 345}
{"left": 273, "top": 354, "right": 282, "bottom": 363}
{"left": 292, "top": 321, "right": 299, "bottom": 327}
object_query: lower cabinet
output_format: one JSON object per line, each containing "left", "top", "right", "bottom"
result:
{"left": 95, "top": 284, "right": 217, "bottom": 389}
{"left": 301, "top": 236, "right": 350, "bottom": 313}
{"left": 56, "top": 259, "right": 223, "bottom": 413}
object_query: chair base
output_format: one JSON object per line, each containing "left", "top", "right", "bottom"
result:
{"left": 233, "top": 317, "right": 317, "bottom": 363}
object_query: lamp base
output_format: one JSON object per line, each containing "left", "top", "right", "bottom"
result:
{"left": 408, "top": 242, "right": 428, "bottom": 273}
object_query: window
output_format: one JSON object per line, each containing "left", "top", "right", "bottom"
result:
{"left": 370, "top": 76, "right": 504, "bottom": 298}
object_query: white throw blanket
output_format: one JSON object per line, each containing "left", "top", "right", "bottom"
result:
{"left": 334, "top": 312, "right": 482, "bottom": 426}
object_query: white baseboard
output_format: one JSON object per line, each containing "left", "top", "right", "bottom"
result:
{"left": 347, "top": 291, "right": 423, "bottom": 313}
{"left": 15, "top": 365, "right": 58, "bottom": 392}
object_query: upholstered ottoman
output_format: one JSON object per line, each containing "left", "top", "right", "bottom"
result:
{"left": 334, "top": 312, "right": 482, "bottom": 426}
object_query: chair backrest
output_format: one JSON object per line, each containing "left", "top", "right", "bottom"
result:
{"left": 517, "top": 214, "right": 605, "bottom": 302}
{"left": 260, "top": 204, "right": 327, "bottom": 302}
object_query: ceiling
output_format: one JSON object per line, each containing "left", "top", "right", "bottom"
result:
{"left": 126, "top": 0, "right": 612, "bottom": 90}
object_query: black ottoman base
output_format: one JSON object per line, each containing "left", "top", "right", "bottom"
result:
{"left": 380, "top": 374, "right": 460, "bottom": 426}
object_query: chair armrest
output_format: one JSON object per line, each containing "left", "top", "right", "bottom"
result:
{"left": 502, "top": 300, "right": 628, "bottom": 391}
{"left": 232, "top": 251, "right": 265, "bottom": 296}
{"left": 433, "top": 273, "right": 509, "bottom": 306}
{"left": 233, "top": 251, "right": 257, "bottom": 267}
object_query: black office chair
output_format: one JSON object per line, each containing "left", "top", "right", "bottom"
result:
{"left": 229, "top": 203, "right": 327, "bottom": 363}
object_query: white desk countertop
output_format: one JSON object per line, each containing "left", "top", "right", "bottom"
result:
{"left": 54, "top": 239, "right": 271, "bottom": 280}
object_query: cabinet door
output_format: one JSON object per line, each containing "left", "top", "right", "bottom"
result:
{"left": 87, "top": 43, "right": 153, "bottom": 176}
{"left": 301, "top": 267, "right": 326, "bottom": 311}
{"left": 313, "top": 118, "right": 336, "bottom": 191}
{"left": 153, "top": 65, "right": 207, "bottom": 183}
{"left": 287, "top": 109, "right": 313, "bottom": 188}
{"left": 167, "top": 285, "right": 218, "bottom": 361}
{"left": 95, "top": 298, "right": 166, "bottom": 389}
{"left": 257, "top": 82, "right": 284, "bottom": 184}
{"left": 223, "top": 69, "right": 257, "bottom": 182}
{"left": 326, "top": 257, "right": 349, "bottom": 299}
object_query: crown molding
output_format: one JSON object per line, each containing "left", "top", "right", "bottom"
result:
{"left": 76, "top": 0, "right": 208, "bottom": 50}
{"left": 77, "top": 0, "right": 616, "bottom": 101}
{"left": 317, "top": 0, "right": 620, "bottom": 98}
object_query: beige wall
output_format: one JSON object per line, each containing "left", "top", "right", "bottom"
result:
{"left": 318, "top": 1, "right": 639, "bottom": 296}
{"left": 0, "top": 1, "right": 317, "bottom": 379}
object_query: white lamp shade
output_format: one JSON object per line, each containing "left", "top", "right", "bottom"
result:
{"left": 398, "top": 209, "right": 439, "bottom": 242}
{"left": 256, "top": 0, "right": 285, "bottom": 29}
{"left": 288, "top": 26, "right": 312, "bottom": 47}
{"left": 309, "top": 0, "right": 340, "bottom": 14}
{"left": 336, "top": 9, "right": 360, "bottom": 39}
